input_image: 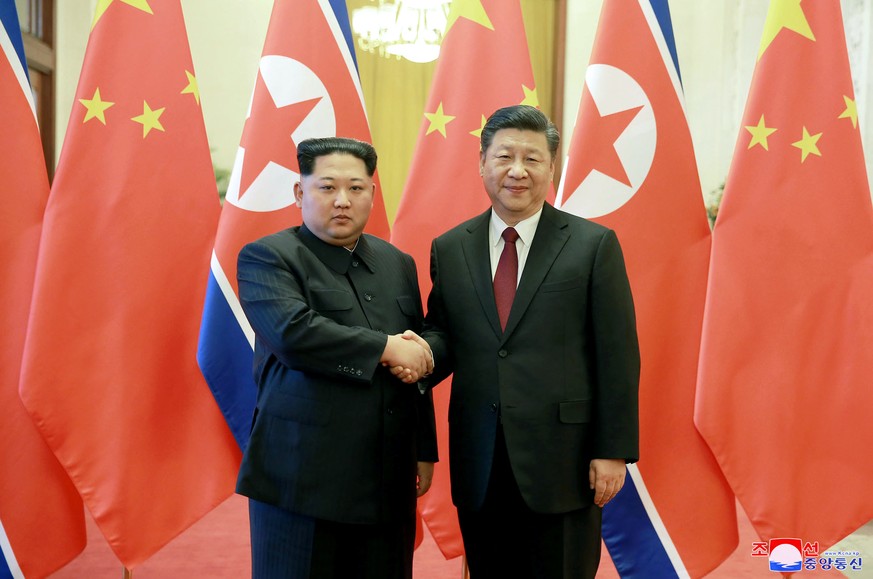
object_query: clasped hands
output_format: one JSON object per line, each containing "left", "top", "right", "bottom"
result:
{"left": 380, "top": 330, "right": 433, "bottom": 384}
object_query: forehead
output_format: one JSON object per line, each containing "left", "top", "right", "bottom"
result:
{"left": 485, "top": 128, "right": 550, "bottom": 155}
{"left": 309, "top": 153, "right": 369, "bottom": 177}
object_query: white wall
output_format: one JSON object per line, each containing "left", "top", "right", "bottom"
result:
{"left": 563, "top": 0, "right": 873, "bottom": 200}
{"left": 54, "top": 0, "right": 272, "bottom": 174}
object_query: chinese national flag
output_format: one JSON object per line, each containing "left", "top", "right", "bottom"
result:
{"left": 557, "top": 1, "right": 736, "bottom": 576}
{"left": 0, "top": 2, "right": 85, "bottom": 577}
{"left": 18, "top": 0, "right": 240, "bottom": 568}
{"left": 390, "top": 0, "right": 542, "bottom": 558}
{"left": 198, "top": 0, "right": 387, "bottom": 450}
{"left": 695, "top": 0, "right": 873, "bottom": 550}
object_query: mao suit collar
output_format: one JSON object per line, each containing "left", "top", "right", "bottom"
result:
{"left": 298, "top": 225, "right": 375, "bottom": 274}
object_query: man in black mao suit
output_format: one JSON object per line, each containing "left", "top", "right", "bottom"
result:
{"left": 418, "top": 106, "right": 640, "bottom": 578}
{"left": 236, "top": 137, "right": 437, "bottom": 579}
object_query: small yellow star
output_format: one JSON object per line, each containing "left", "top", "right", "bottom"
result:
{"left": 424, "top": 102, "right": 455, "bottom": 138}
{"left": 79, "top": 87, "right": 115, "bottom": 125}
{"left": 520, "top": 85, "right": 539, "bottom": 108}
{"left": 838, "top": 95, "right": 858, "bottom": 129}
{"left": 92, "top": 0, "right": 153, "bottom": 29}
{"left": 758, "top": 0, "right": 815, "bottom": 59}
{"left": 445, "top": 0, "right": 494, "bottom": 35}
{"left": 181, "top": 71, "right": 201, "bottom": 105}
{"left": 745, "top": 115, "right": 778, "bottom": 150}
{"left": 791, "top": 126, "right": 822, "bottom": 163}
{"left": 131, "top": 101, "right": 165, "bottom": 138}
{"left": 470, "top": 114, "right": 487, "bottom": 138}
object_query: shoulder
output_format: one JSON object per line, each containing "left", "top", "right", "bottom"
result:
{"left": 542, "top": 204, "right": 617, "bottom": 243}
{"left": 434, "top": 209, "right": 490, "bottom": 245}
{"left": 238, "top": 228, "right": 306, "bottom": 268}
{"left": 243, "top": 227, "right": 301, "bottom": 253}
{"left": 360, "top": 234, "right": 411, "bottom": 260}
{"left": 544, "top": 204, "right": 607, "bottom": 233}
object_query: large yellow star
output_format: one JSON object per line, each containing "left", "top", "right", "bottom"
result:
{"left": 791, "top": 126, "right": 822, "bottom": 162}
{"left": 424, "top": 102, "right": 455, "bottom": 138}
{"left": 745, "top": 115, "right": 778, "bottom": 150}
{"left": 445, "top": 0, "right": 494, "bottom": 35}
{"left": 181, "top": 71, "right": 201, "bottom": 105}
{"left": 131, "top": 101, "right": 165, "bottom": 138}
{"left": 470, "top": 114, "right": 487, "bottom": 138}
{"left": 520, "top": 85, "right": 539, "bottom": 107}
{"left": 758, "top": 0, "right": 815, "bottom": 59}
{"left": 93, "top": 0, "right": 153, "bottom": 29}
{"left": 838, "top": 95, "right": 858, "bottom": 129}
{"left": 79, "top": 87, "right": 115, "bottom": 125}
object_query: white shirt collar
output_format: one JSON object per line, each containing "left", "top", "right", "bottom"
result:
{"left": 489, "top": 206, "right": 543, "bottom": 249}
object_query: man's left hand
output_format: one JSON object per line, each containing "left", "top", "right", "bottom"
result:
{"left": 416, "top": 461, "right": 435, "bottom": 497}
{"left": 589, "top": 458, "right": 626, "bottom": 507}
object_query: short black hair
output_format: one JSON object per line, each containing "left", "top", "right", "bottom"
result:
{"left": 297, "top": 137, "right": 377, "bottom": 176}
{"left": 480, "top": 105, "right": 560, "bottom": 159}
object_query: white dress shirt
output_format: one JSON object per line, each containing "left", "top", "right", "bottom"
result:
{"left": 489, "top": 206, "right": 543, "bottom": 285}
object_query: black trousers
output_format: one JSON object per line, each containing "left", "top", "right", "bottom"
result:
{"left": 457, "top": 426, "right": 602, "bottom": 579}
{"left": 249, "top": 499, "right": 414, "bottom": 579}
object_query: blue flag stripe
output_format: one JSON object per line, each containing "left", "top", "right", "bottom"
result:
{"left": 197, "top": 272, "right": 258, "bottom": 450}
{"left": 646, "top": 0, "right": 681, "bottom": 83}
{"left": 603, "top": 470, "right": 686, "bottom": 578}
{"left": 327, "top": 0, "right": 358, "bottom": 72}
{"left": 0, "top": 0, "right": 28, "bottom": 82}
{"left": 1, "top": 519, "right": 22, "bottom": 579}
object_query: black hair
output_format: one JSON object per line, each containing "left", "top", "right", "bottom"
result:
{"left": 480, "top": 105, "right": 560, "bottom": 159}
{"left": 296, "top": 137, "right": 377, "bottom": 176}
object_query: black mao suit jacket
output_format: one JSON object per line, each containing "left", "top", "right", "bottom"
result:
{"left": 423, "top": 203, "right": 640, "bottom": 514}
{"left": 235, "top": 225, "right": 438, "bottom": 525}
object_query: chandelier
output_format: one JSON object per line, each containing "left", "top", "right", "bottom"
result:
{"left": 351, "top": 0, "right": 452, "bottom": 64}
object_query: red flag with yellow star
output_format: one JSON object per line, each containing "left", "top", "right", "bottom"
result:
{"left": 390, "top": 0, "right": 542, "bottom": 558}
{"left": 18, "top": 0, "right": 240, "bottom": 568}
{"left": 695, "top": 0, "right": 873, "bottom": 551}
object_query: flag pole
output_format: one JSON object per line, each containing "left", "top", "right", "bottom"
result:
{"left": 122, "top": 567, "right": 133, "bottom": 578}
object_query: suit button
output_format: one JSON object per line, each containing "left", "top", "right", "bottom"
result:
{"left": 498, "top": 349, "right": 508, "bottom": 358}
{"left": 364, "top": 293, "right": 373, "bottom": 301}
{"left": 356, "top": 370, "right": 363, "bottom": 376}
{"left": 337, "top": 364, "right": 343, "bottom": 371}
{"left": 352, "top": 260, "right": 359, "bottom": 267}
{"left": 490, "top": 403, "right": 498, "bottom": 412}
{"left": 343, "top": 366, "right": 349, "bottom": 372}
{"left": 387, "top": 408, "right": 394, "bottom": 415}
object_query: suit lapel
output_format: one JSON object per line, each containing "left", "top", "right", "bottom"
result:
{"left": 502, "top": 204, "right": 570, "bottom": 340}
{"left": 460, "top": 210, "right": 503, "bottom": 338}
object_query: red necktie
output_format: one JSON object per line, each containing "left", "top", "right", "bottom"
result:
{"left": 493, "top": 227, "right": 519, "bottom": 330}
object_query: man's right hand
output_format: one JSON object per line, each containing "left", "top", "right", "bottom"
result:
{"left": 381, "top": 334, "right": 430, "bottom": 382}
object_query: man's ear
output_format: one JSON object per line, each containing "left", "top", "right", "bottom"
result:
{"left": 293, "top": 182, "right": 303, "bottom": 207}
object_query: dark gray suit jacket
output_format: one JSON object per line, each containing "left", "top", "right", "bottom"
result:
{"left": 423, "top": 203, "right": 639, "bottom": 514}
{"left": 236, "top": 225, "right": 438, "bottom": 524}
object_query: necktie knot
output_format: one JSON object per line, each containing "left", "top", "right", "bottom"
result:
{"left": 502, "top": 227, "right": 519, "bottom": 244}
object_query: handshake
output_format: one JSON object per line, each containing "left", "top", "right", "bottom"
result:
{"left": 380, "top": 330, "right": 434, "bottom": 384}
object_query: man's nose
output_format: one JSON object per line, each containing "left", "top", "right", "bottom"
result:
{"left": 508, "top": 158, "right": 527, "bottom": 178}
{"left": 335, "top": 189, "right": 351, "bottom": 207}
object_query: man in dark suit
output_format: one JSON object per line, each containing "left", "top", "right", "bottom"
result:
{"left": 236, "top": 137, "right": 437, "bottom": 579}
{"left": 416, "top": 105, "right": 640, "bottom": 578}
